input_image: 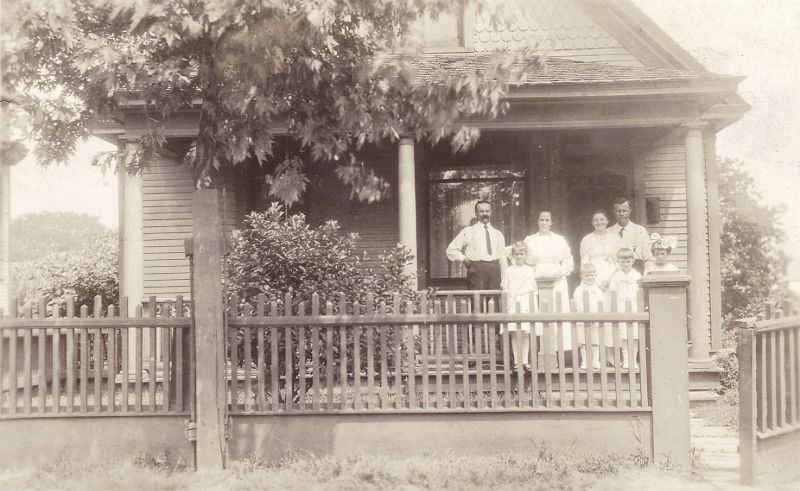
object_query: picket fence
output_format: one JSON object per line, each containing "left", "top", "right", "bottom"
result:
{"left": 0, "top": 296, "right": 191, "bottom": 417}
{"left": 225, "top": 289, "right": 651, "bottom": 414}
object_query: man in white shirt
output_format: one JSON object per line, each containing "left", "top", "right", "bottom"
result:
{"left": 607, "top": 197, "right": 652, "bottom": 273}
{"left": 446, "top": 200, "right": 507, "bottom": 290}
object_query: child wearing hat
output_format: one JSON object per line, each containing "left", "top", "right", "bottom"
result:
{"left": 647, "top": 233, "right": 679, "bottom": 274}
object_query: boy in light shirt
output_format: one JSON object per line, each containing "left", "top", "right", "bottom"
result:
{"left": 607, "top": 248, "right": 641, "bottom": 369}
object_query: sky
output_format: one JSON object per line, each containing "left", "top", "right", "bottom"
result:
{"left": 9, "top": 0, "right": 800, "bottom": 277}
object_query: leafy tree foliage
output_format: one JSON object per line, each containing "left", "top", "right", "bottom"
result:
{"left": 10, "top": 212, "right": 111, "bottom": 262}
{"left": 719, "top": 158, "right": 788, "bottom": 332}
{"left": 3, "top": 0, "right": 531, "bottom": 202}
{"left": 12, "top": 233, "right": 118, "bottom": 309}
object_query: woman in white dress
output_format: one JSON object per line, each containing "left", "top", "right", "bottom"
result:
{"left": 579, "top": 210, "right": 620, "bottom": 289}
{"left": 524, "top": 211, "right": 574, "bottom": 354}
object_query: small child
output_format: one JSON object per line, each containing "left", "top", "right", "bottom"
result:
{"left": 647, "top": 233, "right": 679, "bottom": 274}
{"left": 573, "top": 263, "right": 606, "bottom": 370}
{"left": 607, "top": 248, "right": 642, "bottom": 369}
{"left": 502, "top": 241, "right": 538, "bottom": 370}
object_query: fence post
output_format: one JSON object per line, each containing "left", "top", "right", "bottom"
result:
{"left": 191, "top": 189, "right": 227, "bottom": 470}
{"left": 736, "top": 317, "right": 757, "bottom": 485}
{"left": 642, "top": 275, "right": 691, "bottom": 469}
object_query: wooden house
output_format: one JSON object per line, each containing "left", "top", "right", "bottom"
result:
{"left": 103, "top": 0, "right": 748, "bottom": 383}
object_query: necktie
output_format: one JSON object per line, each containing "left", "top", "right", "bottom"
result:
{"left": 484, "top": 225, "right": 493, "bottom": 256}
{"left": 619, "top": 226, "right": 625, "bottom": 238}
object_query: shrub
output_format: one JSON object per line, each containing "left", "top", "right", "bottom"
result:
{"left": 712, "top": 348, "right": 739, "bottom": 396}
{"left": 11, "top": 233, "right": 119, "bottom": 312}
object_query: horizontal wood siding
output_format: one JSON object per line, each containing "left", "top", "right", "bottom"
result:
{"left": 642, "top": 137, "right": 712, "bottom": 347}
{"left": 142, "top": 157, "right": 194, "bottom": 299}
{"left": 305, "top": 147, "right": 399, "bottom": 272}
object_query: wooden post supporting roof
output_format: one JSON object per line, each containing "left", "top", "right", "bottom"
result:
{"left": 398, "top": 136, "right": 418, "bottom": 287}
{"left": 644, "top": 275, "right": 691, "bottom": 469}
{"left": 684, "top": 124, "right": 712, "bottom": 360}
{"left": 119, "top": 141, "right": 144, "bottom": 307}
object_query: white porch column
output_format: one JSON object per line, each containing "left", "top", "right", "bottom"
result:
{"left": 398, "top": 136, "right": 418, "bottom": 286}
{"left": 119, "top": 141, "right": 146, "bottom": 375}
{"left": 119, "top": 141, "right": 144, "bottom": 306}
{"left": 684, "top": 123, "right": 712, "bottom": 360}
{"left": 0, "top": 161, "right": 11, "bottom": 316}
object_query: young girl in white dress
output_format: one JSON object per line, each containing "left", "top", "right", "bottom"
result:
{"left": 502, "top": 241, "right": 538, "bottom": 370}
{"left": 572, "top": 263, "right": 606, "bottom": 369}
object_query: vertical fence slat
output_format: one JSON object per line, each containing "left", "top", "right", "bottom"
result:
{"left": 284, "top": 299, "right": 293, "bottom": 412}
{"left": 625, "top": 299, "right": 636, "bottom": 408}
{"left": 758, "top": 331, "right": 766, "bottom": 431}
{"left": 161, "top": 323, "right": 171, "bottom": 412}
{"left": 529, "top": 300, "right": 538, "bottom": 408}
{"left": 487, "top": 300, "right": 498, "bottom": 409}
{"left": 269, "top": 301, "right": 279, "bottom": 412}
{"left": 53, "top": 306, "right": 62, "bottom": 413}
{"left": 769, "top": 331, "right": 777, "bottom": 431}
{"left": 135, "top": 305, "right": 143, "bottom": 412}
{"left": 778, "top": 329, "right": 786, "bottom": 428}
{"left": 243, "top": 325, "right": 252, "bottom": 413}
{"left": 37, "top": 327, "right": 46, "bottom": 414}
{"left": 80, "top": 305, "right": 89, "bottom": 413}
{"left": 434, "top": 302, "right": 444, "bottom": 409}
{"left": 738, "top": 320, "right": 757, "bottom": 486}
{"left": 404, "top": 300, "right": 415, "bottom": 410}
{"left": 256, "top": 295, "right": 266, "bottom": 412}
{"left": 790, "top": 328, "right": 798, "bottom": 425}
{"left": 65, "top": 308, "right": 75, "bottom": 414}
{"left": 379, "top": 313, "right": 389, "bottom": 409}
{"left": 353, "top": 301, "right": 363, "bottom": 411}
{"left": 311, "top": 295, "right": 321, "bottom": 412}
{"left": 366, "top": 321, "right": 375, "bottom": 411}
{"left": 638, "top": 320, "right": 650, "bottom": 408}
{"left": 9, "top": 327, "right": 17, "bottom": 414}
{"left": 23, "top": 326, "right": 32, "bottom": 414}
{"left": 107, "top": 306, "right": 117, "bottom": 413}
{"left": 610, "top": 291, "right": 623, "bottom": 408}
{"left": 582, "top": 293, "right": 593, "bottom": 409}
{"left": 599, "top": 319, "right": 609, "bottom": 408}
{"left": 93, "top": 297, "right": 103, "bottom": 412}
{"left": 148, "top": 298, "right": 157, "bottom": 413}
{"left": 324, "top": 301, "right": 334, "bottom": 410}
{"left": 120, "top": 298, "right": 129, "bottom": 413}
{"left": 0, "top": 325, "right": 5, "bottom": 414}
{"left": 339, "top": 320, "right": 347, "bottom": 411}
{"left": 570, "top": 313, "right": 579, "bottom": 408}
{"left": 297, "top": 302, "right": 307, "bottom": 411}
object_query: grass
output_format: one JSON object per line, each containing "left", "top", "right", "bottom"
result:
{"left": 1, "top": 448, "right": 661, "bottom": 491}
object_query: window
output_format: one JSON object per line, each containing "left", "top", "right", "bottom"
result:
{"left": 410, "top": 6, "right": 473, "bottom": 52}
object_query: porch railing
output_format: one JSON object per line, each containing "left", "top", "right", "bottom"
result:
{"left": 0, "top": 296, "right": 192, "bottom": 418}
{"left": 225, "top": 290, "right": 651, "bottom": 414}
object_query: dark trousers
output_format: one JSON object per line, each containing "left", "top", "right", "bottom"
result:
{"left": 467, "top": 261, "right": 501, "bottom": 290}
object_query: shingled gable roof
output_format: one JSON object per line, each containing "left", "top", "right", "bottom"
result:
{"left": 408, "top": 53, "right": 715, "bottom": 87}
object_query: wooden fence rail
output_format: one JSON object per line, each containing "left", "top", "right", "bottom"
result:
{"left": 738, "top": 302, "right": 800, "bottom": 485}
{"left": 225, "top": 290, "right": 651, "bottom": 414}
{"left": 0, "top": 296, "right": 192, "bottom": 418}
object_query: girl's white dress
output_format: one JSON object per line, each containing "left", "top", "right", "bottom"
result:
{"left": 579, "top": 231, "right": 621, "bottom": 288}
{"left": 572, "top": 283, "right": 607, "bottom": 345}
{"left": 501, "top": 264, "right": 537, "bottom": 333}
{"left": 607, "top": 267, "right": 642, "bottom": 341}
{"left": 524, "top": 232, "right": 574, "bottom": 348}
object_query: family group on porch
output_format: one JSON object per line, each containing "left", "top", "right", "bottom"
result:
{"left": 446, "top": 197, "right": 677, "bottom": 371}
